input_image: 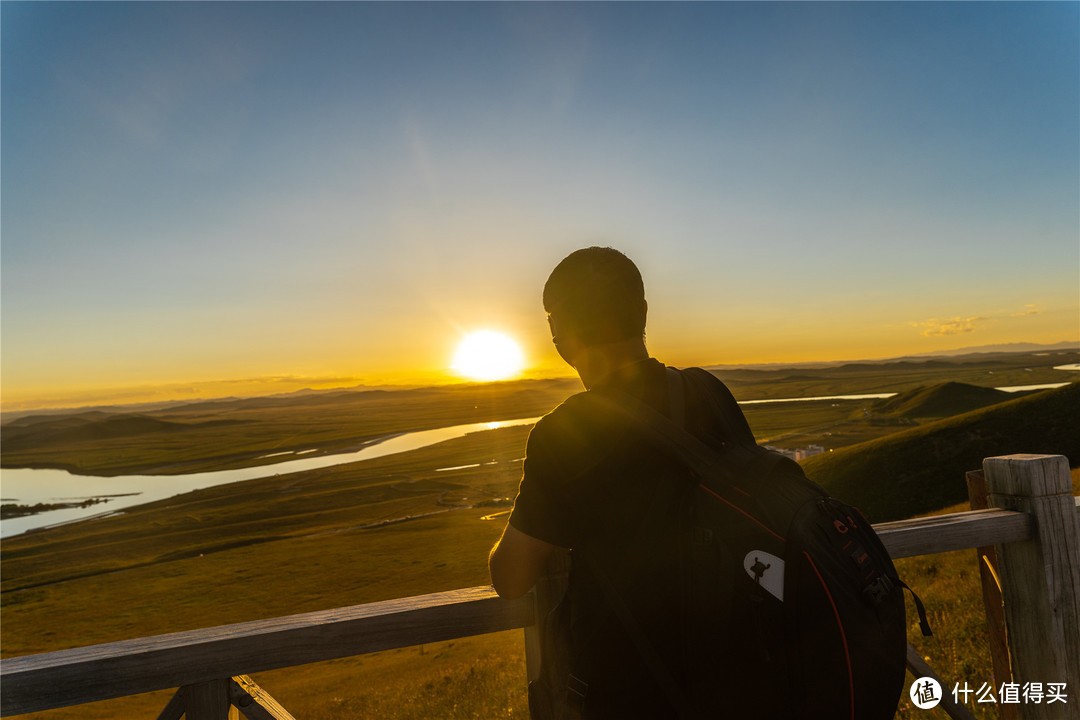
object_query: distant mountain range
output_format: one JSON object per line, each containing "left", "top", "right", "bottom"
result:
{"left": 703, "top": 341, "right": 1078, "bottom": 371}
{"left": 903, "top": 341, "right": 1079, "bottom": 357}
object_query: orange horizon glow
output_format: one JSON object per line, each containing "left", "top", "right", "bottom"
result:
{"left": 4, "top": 331, "right": 1077, "bottom": 415}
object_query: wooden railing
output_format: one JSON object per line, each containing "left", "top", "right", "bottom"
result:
{"left": 3, "top": 454, "right": 1078, "bottom": 720}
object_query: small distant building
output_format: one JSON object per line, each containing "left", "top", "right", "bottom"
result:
{"left": 764, "top": 445, "right": 798, "bottom": 461}
{"left": 795, "top": 445, "right": 825, "bottom": 461}
{"left": 765, "top": 444, "right": 825, "bottom": 461}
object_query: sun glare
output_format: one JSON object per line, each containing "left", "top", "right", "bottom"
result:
{"left": 451, "top": 330, "right": 525, "bottom": 382}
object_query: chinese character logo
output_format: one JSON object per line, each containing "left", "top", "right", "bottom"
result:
{"left": 911, "top": 677, "right": 942, "bottom": 709}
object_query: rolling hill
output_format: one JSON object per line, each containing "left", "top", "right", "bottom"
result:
{"left": 801, "top": 382, "right": 1079, "bottom": 522}
{"left": 867, "top": 381, "right": 1012, "bottom": 419}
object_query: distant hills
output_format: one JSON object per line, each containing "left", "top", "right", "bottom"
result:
{"left": 906, "top": 341, "right": 1078, "bottom": 357}
{"left": 1, "top": 413, "right": 248, "bottom": 453}
{"left": 802, "top": 382, "right": 1079, "bottom": 523}
{"left": 703, "top": 341, "right": 1078, "bottom": 371}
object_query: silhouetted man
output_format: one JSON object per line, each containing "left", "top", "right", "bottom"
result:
{"left": 489, "top": 247, "right": 758, "bottom": 719}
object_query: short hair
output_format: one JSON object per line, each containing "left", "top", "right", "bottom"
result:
{"left": 543, "top": 247, "right": 646, "bottom": 345}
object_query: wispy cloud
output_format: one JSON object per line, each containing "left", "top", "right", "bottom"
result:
{"left": 909, "top": 316, "right": 991, "bottom": 337}
{"left": 1012, "top": 304, "right": 1042, "bottom": 317}
{"left": 910, "top": 304, "right": 1047, "bottom": 337}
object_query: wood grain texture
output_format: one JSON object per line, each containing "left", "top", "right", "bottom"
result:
{"left": 985, "top": 454, "right": 1080, "bottom": 720}
{"left": 1, "top": 586, "right": 532, "bottom": 716}
{"left": 230, "top": 675, "right": 296, "bottom": 720}
{"left": 874, "top": 507, "right": 1034, "bottom": 559}
{"left": 966, "top": 469, "right": 1018, "bottom": 720}
{"left": 184, "top": 679, "right": 236, "bottom": 720}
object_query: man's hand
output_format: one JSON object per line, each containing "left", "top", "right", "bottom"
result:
{"left": 488, "top": 523, "right": 557, "bottom": 599}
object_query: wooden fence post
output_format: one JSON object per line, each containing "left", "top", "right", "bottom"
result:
{"left": 183, "top": 678, "right": 237, "bottom": 720}
{"left": 967, "top": 469, "right": 1018, "bottom": 720}
{"left": 524, "top": 549, "right": 571, "bottom": 683}
{"left": 984, "top": 454, "right": 1080, "bottom": 720}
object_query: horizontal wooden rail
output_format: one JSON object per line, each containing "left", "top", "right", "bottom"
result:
{"left": 1, "top": 508, "right": 1040, "bottom": 716}
{"left": 1, "top": 586, "right": 533, "bottom": 716}
{"left": 875, "top": 507, "right": 1034, "bottom": 559}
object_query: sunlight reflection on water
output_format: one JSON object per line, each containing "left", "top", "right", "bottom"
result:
{"left": 0, "top": 416, "right": 542, "bottom": 538}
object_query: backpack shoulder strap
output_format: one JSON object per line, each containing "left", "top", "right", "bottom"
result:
{"left": 666, "top": 366, "right": 687, "bottom": 431}
{"left": 681, "top": 367, "right": 756, "bottom": 447}
{"left": 595, "top": 368, "right": 736, "bottom": 484}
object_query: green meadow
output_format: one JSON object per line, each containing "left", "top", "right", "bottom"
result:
{"left": 2, "top": 350, "right": 1077, "bottom": 719}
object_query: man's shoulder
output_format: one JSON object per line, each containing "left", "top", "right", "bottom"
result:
{"left": 676, "top": 365, "right": 721, "bottom": 385}
{"left": 530, "top": 389, "right": 609, "bottom": 443}
{"left": 526, "top": 387, "right": 638, "bottom": 473}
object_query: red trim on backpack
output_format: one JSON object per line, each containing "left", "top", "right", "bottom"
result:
{"left": 804, "top": 551, "right": 854, "bottom": 720}
{"left": 698, "top": 484, "right": 785, "bottom": 542}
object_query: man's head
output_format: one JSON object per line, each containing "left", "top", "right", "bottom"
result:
{"left": 543, "top": 247, "right": 647, "bottom": 357}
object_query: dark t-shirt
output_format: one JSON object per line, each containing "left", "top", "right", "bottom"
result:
{"left": 508, "top": 358, "right": 756, "bottom": 718}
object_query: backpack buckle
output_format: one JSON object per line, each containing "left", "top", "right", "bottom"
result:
{"left": 863, "top": 575, "right": 895, "bottom": 605}
{"left": 565, "top": 674, "right": 589, "bottom": 709}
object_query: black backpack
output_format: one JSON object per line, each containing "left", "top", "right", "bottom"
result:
{"left": 537, "top": 367, "right": 930, "bottom": 720}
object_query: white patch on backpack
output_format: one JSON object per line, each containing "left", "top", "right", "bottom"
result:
{"left": 743, "top": 551, "right": 785, "bottom": 601}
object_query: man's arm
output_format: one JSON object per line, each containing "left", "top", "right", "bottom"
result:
{"left": 488, "top": 522, "right": 557, "bottom": 599}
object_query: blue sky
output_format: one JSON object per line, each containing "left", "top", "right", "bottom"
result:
{"left": 2, "top": 2, "right": 1077, "bottom": 409}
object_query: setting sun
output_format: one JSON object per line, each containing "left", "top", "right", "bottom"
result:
{"left": 451, "top": 330, "right": 525, "bottom": 382}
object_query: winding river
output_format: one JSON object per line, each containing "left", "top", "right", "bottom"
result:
{"left": 0, "top": 417, "right": 541, "bottom": 538}
{"left": 1, "top": 376, "right": 1074, "bottom": 538}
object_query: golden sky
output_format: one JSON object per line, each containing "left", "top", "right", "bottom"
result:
{"left": 2, "top": 3, "right": 1077, "bottom": 411}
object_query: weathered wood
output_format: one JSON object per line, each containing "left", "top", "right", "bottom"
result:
{"left": 184, "top": 679, "right": 237, "bottom": 720}
{"left": 966, "top": 469, "right": 1017, "bottom": 720}
{"left": 985, "top": 454, "right": 1080, "bottom": 720}
{"left": 155, "top": 688, "right": 186, "bottom": 720}
{"left": 0, "top": 585, "right": 533, "bottom": 716}
{"left": 230, "top": 675, "right": 296, "bottom": 720}
{"left": 524, "top": 548, "right": 571, "bottom": 683}
{"left": 905, "top": 643, "right": 977, "bottom": 720}
{"left": 874, "top": 507, "right": 1034, "bottom": 559}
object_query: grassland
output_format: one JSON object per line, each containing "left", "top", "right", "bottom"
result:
{"left": 802, "top": 381, "right": 1079, "bottom": 521}
{"left": 3, "top": 349, "right": 1074, "bottom": 477}
{"left": 2, "top": 350, "right": 1077, "bottom": 719}
{"left": 0, "top": 380, "right": 580, "bottom": 476}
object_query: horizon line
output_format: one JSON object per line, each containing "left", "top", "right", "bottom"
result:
{"left": 3, "top": 341, "right": 1077, "bottom": 417}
